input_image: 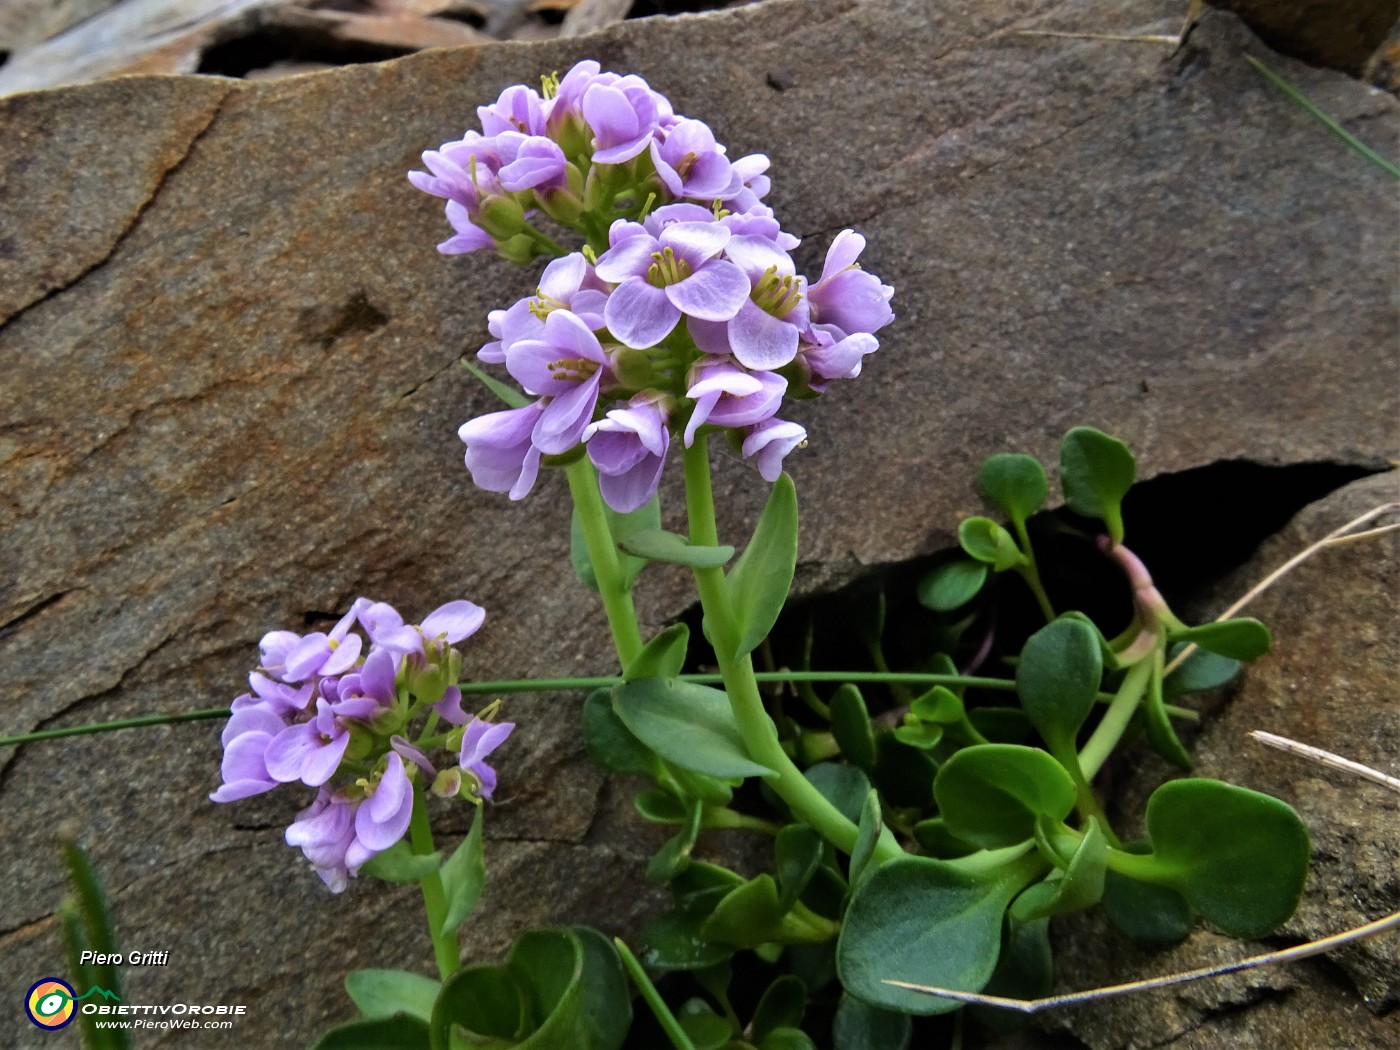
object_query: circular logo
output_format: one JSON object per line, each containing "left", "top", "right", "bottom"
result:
{"left": 25, "top": 978, "right": 76, "bottom": 1030}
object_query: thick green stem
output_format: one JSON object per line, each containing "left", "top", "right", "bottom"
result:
{"left": 1078, "top": 657, "right": 1155, "bottom": 779}
{"left": 565, "top": 459, "right": 645, "bottom": 666}
{"left": 409, "top": 791, "right": 459, "bottom": 981}
{"left": 682, "top": 438, "right": 902, "bottom": 866}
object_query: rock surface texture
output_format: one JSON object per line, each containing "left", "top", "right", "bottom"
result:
{"left": 1, "top": 0, "right": 1396, "bottom": 1046}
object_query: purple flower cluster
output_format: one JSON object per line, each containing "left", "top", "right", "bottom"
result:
{"left": 413, "top": 61, "right": 895, "bottom": 512}
{"left": 211, "top": 598, "right": 514, "bottom": 893}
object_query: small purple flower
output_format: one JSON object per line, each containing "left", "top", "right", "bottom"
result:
{"left": 690, "top": 235, "right": 809, "bottom": 371}
{"left": 651, "top": 118, "right": 735, "bottom": 200}
{"left": 742, "top": 417, "right": 807, "bottom": 482}
{"left": 263, "top": 688, "right": 380, "bottom": 788}
{"left": 478, "top": 83, "right": 549, "bottom": 138}
{"left": 283, "top": 605, "right": 365, "bottom": 682}
{"left": 353, "top": 752, "right": 415, "bottom": 856}
{"left": 421, "top": 600, "right": 487, "bottom": 648}
{"left": 582, "top": 76, "right": 666, "bottom": 164}
{"left": 286, "top": 790, "right": 359, "bottom": 893}
{"left": 498, "top": 136, "right": 569, "bottom": 194}
{"left": 805, "top": 230, "right": 895, "bottom": 337}
{"left": 459, "top": 718, "right": 515, "bottom": 800}
{"left": 507, "top": 310, "right": 612, "bottom": 454}
{"left": 596, "top": 221, "right": 750, "bottom": 349}
{"left": 683, "top": 359, "right": 786, "bottom": 446}
{"left": 459, "top": 401, "right": 546, "bottom": 500}
{"left": 210, "top": 699, "right": 287, "bottom": 802}
{"left": 585, "top": 392, "right": 671, "bottom": 512}
{"left": 798, "top": 324, "right": 879, "bottom": 389}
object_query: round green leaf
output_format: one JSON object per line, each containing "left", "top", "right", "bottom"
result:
{"left": 430, "top": 965, "right": 530, "bottom": 1050}
{"left": 909, "top": 686, "right": 965, "bottom": 725}
{"left": 849, "top": 790, "right": 883, "bottom": 888}
{"left": 506, "top": 928, "right": 587, "bottom": 1049}
{"left": 345, "top": 969, "right": 440, "bottom": 1023}
{"left": 761, "top": 1029, "right": 819, "bottom": 1050}
{"left": 573, "top": 927, "right": 633, "bottom": 1050}
{"left": 751, "top": 974, "right": 808, "bottom": 1041}
{"left": 918, "top": 559, "right": 989, "bottom": 612}
{"left": 934, "top": 745, "right": 1077, "bottom": 850}
{"left": 837, "top": 856, "right": 1037, "bottom": 1015}
{"left": 978, "top": 453, "right": 1048, "bottom": 526}
{"left": 700, "top": 875, "right": 789, "bottom": 947}
{"left": 832, "top": 993, "right": 911, "bottom": 1050}
{"left": 624, "top": 623, "right": 690, "bottom": 682}
{"left": 1139, "top": 779, "right": 1310, "bottom": 938}
{"left": 1059, "top": 427, "right": 1135, "bottom": 544}
{"left": 958, "top": 517, "right": 1025, "bottom": 571}
{"left": 613, "top": 679, "right": 775, "bottom": 780}
{"left": 1162, "top": 645, "right": 1239, "bottom": 700}
{"left": 677, "top": 1000, "right": 732, "bottom": 1050}
{"left": 1016, "top": 617, "right": 1104, "bottom": 752}
{"left": 1100, "top": 866, "right": 1193, "bottom": 944}
{"left": 641, "top": 902, "right": 734, "bottom": 972}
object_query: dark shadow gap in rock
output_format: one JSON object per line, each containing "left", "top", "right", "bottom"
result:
{"left": 195, "top": 25, "right": 416, "bottom": 79}
{"left": 678, "top": 459, "right": 1389, "bottom": 700}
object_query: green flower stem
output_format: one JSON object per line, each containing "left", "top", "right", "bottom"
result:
{"left": 1103, "top": 846, "right": 1161, "bottom": 882}
{"left": 682, "top": 437, "right": 903, "bottom": 867}
{"left": 1078, "top": 656, "right": 1155, "bottom": 780}
{"left": 614, "top": 938, "right": 699, "bottom": 1050}
{"left": 409, "top": 791, "right": 459, "bottom": 981}
{"left": 1012, "top": 518, "right": 1056, "bottom": 622}
{"left": 0, "top": 708, "right": 229, "bottom": 748}
{"left": 524, "top": 223, "right": 570, "bottom": 258}
{"left": 565, "top": 458, "right": 645, "bottom": 667}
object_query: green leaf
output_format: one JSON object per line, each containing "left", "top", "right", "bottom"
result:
{"left": 958, "top": 517, "right": 1025, "bottom": 571}
{"left": 727, "top": 473, "right": 798, "bottom": 657}
{"left": 625, "top": 624, "right": 690, "bottom": 682}
{"left": 910, "top": 686, "right": 965, "bottom": 725}
{"left": 313, "top": 1016, "right": 432, "bottom": 1050}
{"left": 1131, "top": 779, "right": 1311, "bottom": 938}
{"left": 836, "top": 855, "right": 1039, "bottom": 1015}
{"left": 346, "top": 969, "right": 441, "bottom": 1023}
{"left": 760, "top": 1029, "right": 818, "bottom": 1050}
{"left": 829, "top": 685, "right": 877, "bottom": 771}
{"left": 1010, "top": 821, "right": 1107, "bottom": 921}
{"left": 832, "top": 994, "right": 911, "bottom": 1050}
{"left": 570, "top": 497, "right": 659, "bottom": 593}
{"left": 613, "top": 679, "right": 775, "bottom": 780}
{"left": 917, "top": 559, "right": 989, "bottom": 612}
{"left": 774, "top": 824, "right": 824, "bottom": 913}
{"left": 892, "top": 722, "right": 943, "bottom": 750}
{"left": 1059, "top": 427, "right": 1135, "bottom": 544}
{"left": 934, "top": 745, "right": 1077, "bottom": 850}
{"left": 1162, "top": 645, "right": 1239, "bottom": 699}
{"left": 1016, "top": 617, "right": 1103, "bottom": 754}
{"left": 647, "top": 801, "right": 704, "bottom": 882}
{"left": 911, "top": 817, "right": 978, "bottom": 859}
{"left": 1101, "top": 865, "right": 1193, "bottom": 943}
{"left": 677, "top": 1000, "right": 731, "bottom": 1050}
{"left": 360, "top": 841, "right": 441, "bottom": 884}
{"left": 620, "top": 530, "right": 736, "bottom": 569}
{"left": 1168, "top": 618, "right": 1272, "bottom": 662}
{"left": 440, "top": 809, "right": 486, "bottom": 938}
{"left": 582, "top": 688, "right": 656, "bottom": 777}
{"left": 700, "top": 875, "right": 790, "bottom": 947}
{"left": 574, "top": 927, "right": 633, "bottom": 1050}
{"left": 967, "top": 706, "right": 1032, "bottom": 744}
{"left": 751, "top": 975, "right": 807, "bottom": 1041}
{"left": 849, "top": 791, "right": 882, "bottom": 888}
{"left": 642, "top": 899, "right": 736, "bottom": 972}
{"left": 804, "top": 762, "right": 873, "bottom": 824}
{"left": 978, "top": 453, "right": 1048, "bottom": 527}
{"left": 461, "top": 360, "right": 530, "bottom": 408}
{"left": 634, "top": 789, "right": 689, "bottom": 824}
{"left": 505, "top": 928, "right": 588, "bottom": 1049}
{"left": 430, "top": 965, "right": 530, "bottom": 1050}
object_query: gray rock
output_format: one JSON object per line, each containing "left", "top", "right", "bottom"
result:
{"left": 0, "top": 1, "right": 1395, "bottom": 1046}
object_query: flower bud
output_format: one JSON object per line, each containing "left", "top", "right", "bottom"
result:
{"left": 611, "top": 346, "right": 655, "bottom": 390}
{"left": 496, "top": 233, "right": 537, "bottom": 265}
{"left": 430, "top": 767, "right": 464, "bottom": 799}
{"left": 408, "top": 661, "right": 450, "bottom": 705}
{"left": 478, "top": 195, "right": 526, "bottom": 240}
